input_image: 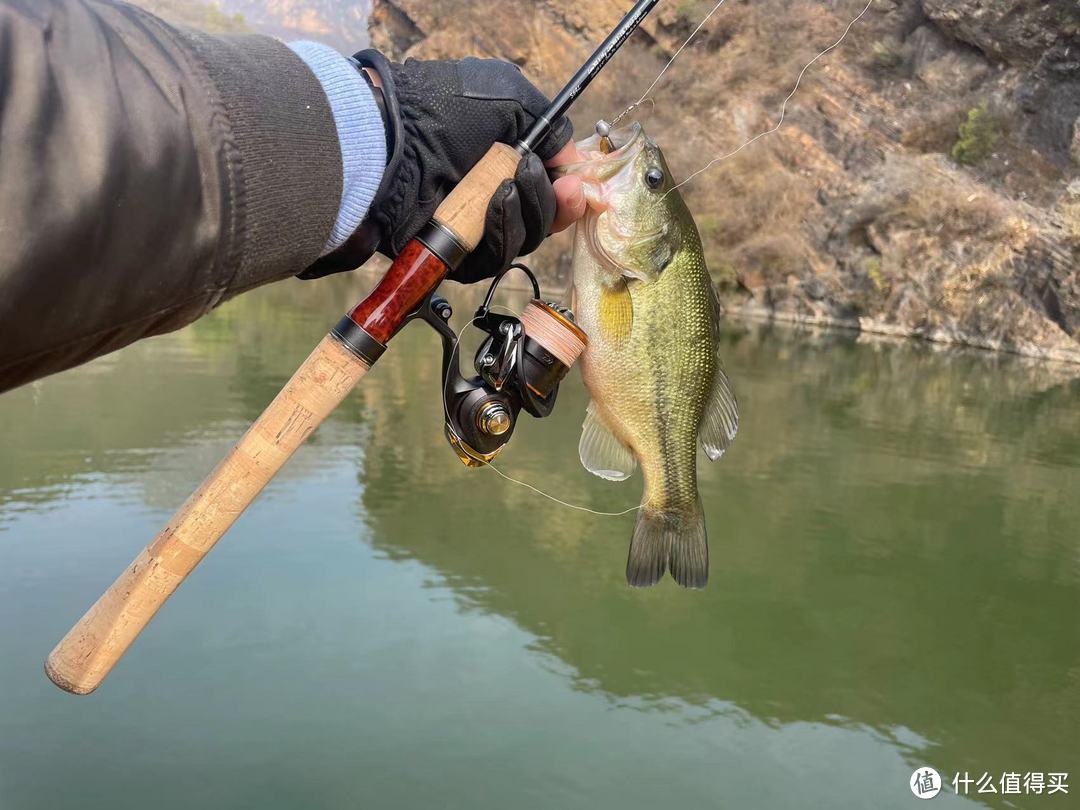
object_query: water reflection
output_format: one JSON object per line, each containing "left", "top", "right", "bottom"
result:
{"left": 1, "top": 273, "right": 1077, "bottom": 808}
{"left": 352, "top": 283, "right": 1080, "bottom": 788}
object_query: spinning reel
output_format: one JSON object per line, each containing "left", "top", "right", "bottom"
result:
{"left": 409, "top": 264, "right": 588, "bottom": 466}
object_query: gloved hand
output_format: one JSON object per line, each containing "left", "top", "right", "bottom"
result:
{"left": 303, "top": 50, "right": 578, "bottom": 283}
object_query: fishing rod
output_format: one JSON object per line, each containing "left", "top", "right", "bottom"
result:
{"left": 44, "top": 0, "right": 661, "bottom": 696}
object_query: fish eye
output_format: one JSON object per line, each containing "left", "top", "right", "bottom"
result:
{"left": 644, "top": 167, "right": 664, "bottom": 190}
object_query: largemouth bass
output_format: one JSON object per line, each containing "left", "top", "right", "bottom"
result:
{"left": 565, "top": 124, "right": 738, "bottom": 588}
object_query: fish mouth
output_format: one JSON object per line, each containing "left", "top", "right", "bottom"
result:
{"left": 556, "top": 123, "right": 647, "bottom": 216}
{"left": 561, "top": 123, "right": 657, "bottom": 282}
{"left": 554, "top": 123, "right": 647, "bottom": 183}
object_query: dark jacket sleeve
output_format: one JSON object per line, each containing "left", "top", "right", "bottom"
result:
{"left": 0, "top": 0, "right": 343, "bottom": 393}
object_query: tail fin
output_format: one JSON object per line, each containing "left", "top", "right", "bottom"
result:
{"left": 626, "top": 499, "right": 708, "bottom": 588}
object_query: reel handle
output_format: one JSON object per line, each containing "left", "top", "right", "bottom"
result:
{"left": 45, "top": 144, "right": 521, "bottom": 695}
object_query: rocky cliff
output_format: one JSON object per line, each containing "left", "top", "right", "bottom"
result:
{"left": 372, "top": 0, "right": 1080, "bottom": 362}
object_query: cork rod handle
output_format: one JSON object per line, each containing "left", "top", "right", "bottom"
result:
{"left": 45, "top": 336, "right": 369, "bottom": 694}
{"left": 45, "top": 141, "right": 524, "bottom": 696}
{"left": 433, "top": 142, "right": 522, "bottom": 250}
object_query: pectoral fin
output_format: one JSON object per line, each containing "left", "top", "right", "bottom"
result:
{"left": 579, "top": 402, "right": 636, "bottom": 481}
{"left": 699, "top": 357, "right": 739, "bottom": 461}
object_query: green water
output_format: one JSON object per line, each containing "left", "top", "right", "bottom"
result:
{"left": 1, "top": 273, "right": 1078, "bottom": 809}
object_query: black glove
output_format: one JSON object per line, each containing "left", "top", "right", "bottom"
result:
{"left": 302, "top": 50, "right": 573, "bottom": 284}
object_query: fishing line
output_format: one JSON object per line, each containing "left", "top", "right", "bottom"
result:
{"left": 609, "top": 0, "right": 730, "bottom": 129}
{"left": 487, "top": 463, "right": 641, "bottom": 516}
{"left": 664, "top": 0, "right": 876, "bottom": 196}
{"left": 441, "top": 304, "right": 639, "bottom": 518}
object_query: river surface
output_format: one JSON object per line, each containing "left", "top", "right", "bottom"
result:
{"left": 1, "top": 273, "right": 1078, "bottom": 809}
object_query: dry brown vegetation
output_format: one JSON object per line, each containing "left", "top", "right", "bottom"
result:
{"left": 138, "top": 0, "right": 1080, "bottom": 360}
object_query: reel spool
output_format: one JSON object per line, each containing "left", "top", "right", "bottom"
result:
{"left": 409, "top": 264, "right": 587, "bottom": 466}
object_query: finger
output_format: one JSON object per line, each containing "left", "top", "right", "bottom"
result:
{"left": 544, "top": 140, "right": 583, "bottom": 169}
{"left": 516, "top": 153, "right": 556, "bottom": 254}
{"left": 452, "top": 179, "right": 524, "bottom": 283}
{"left": 495, "top": 180, "right": 527, "bottom": 269}
{"left": 551, "top": 175, "right": 585, "bottom": 233}
{"left": 536, "top": 117, "right": 575, "bottom": 161}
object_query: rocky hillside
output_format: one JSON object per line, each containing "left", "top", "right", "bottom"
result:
{"left": 372, "top": 0, "right": 1080, "bottom": 362}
